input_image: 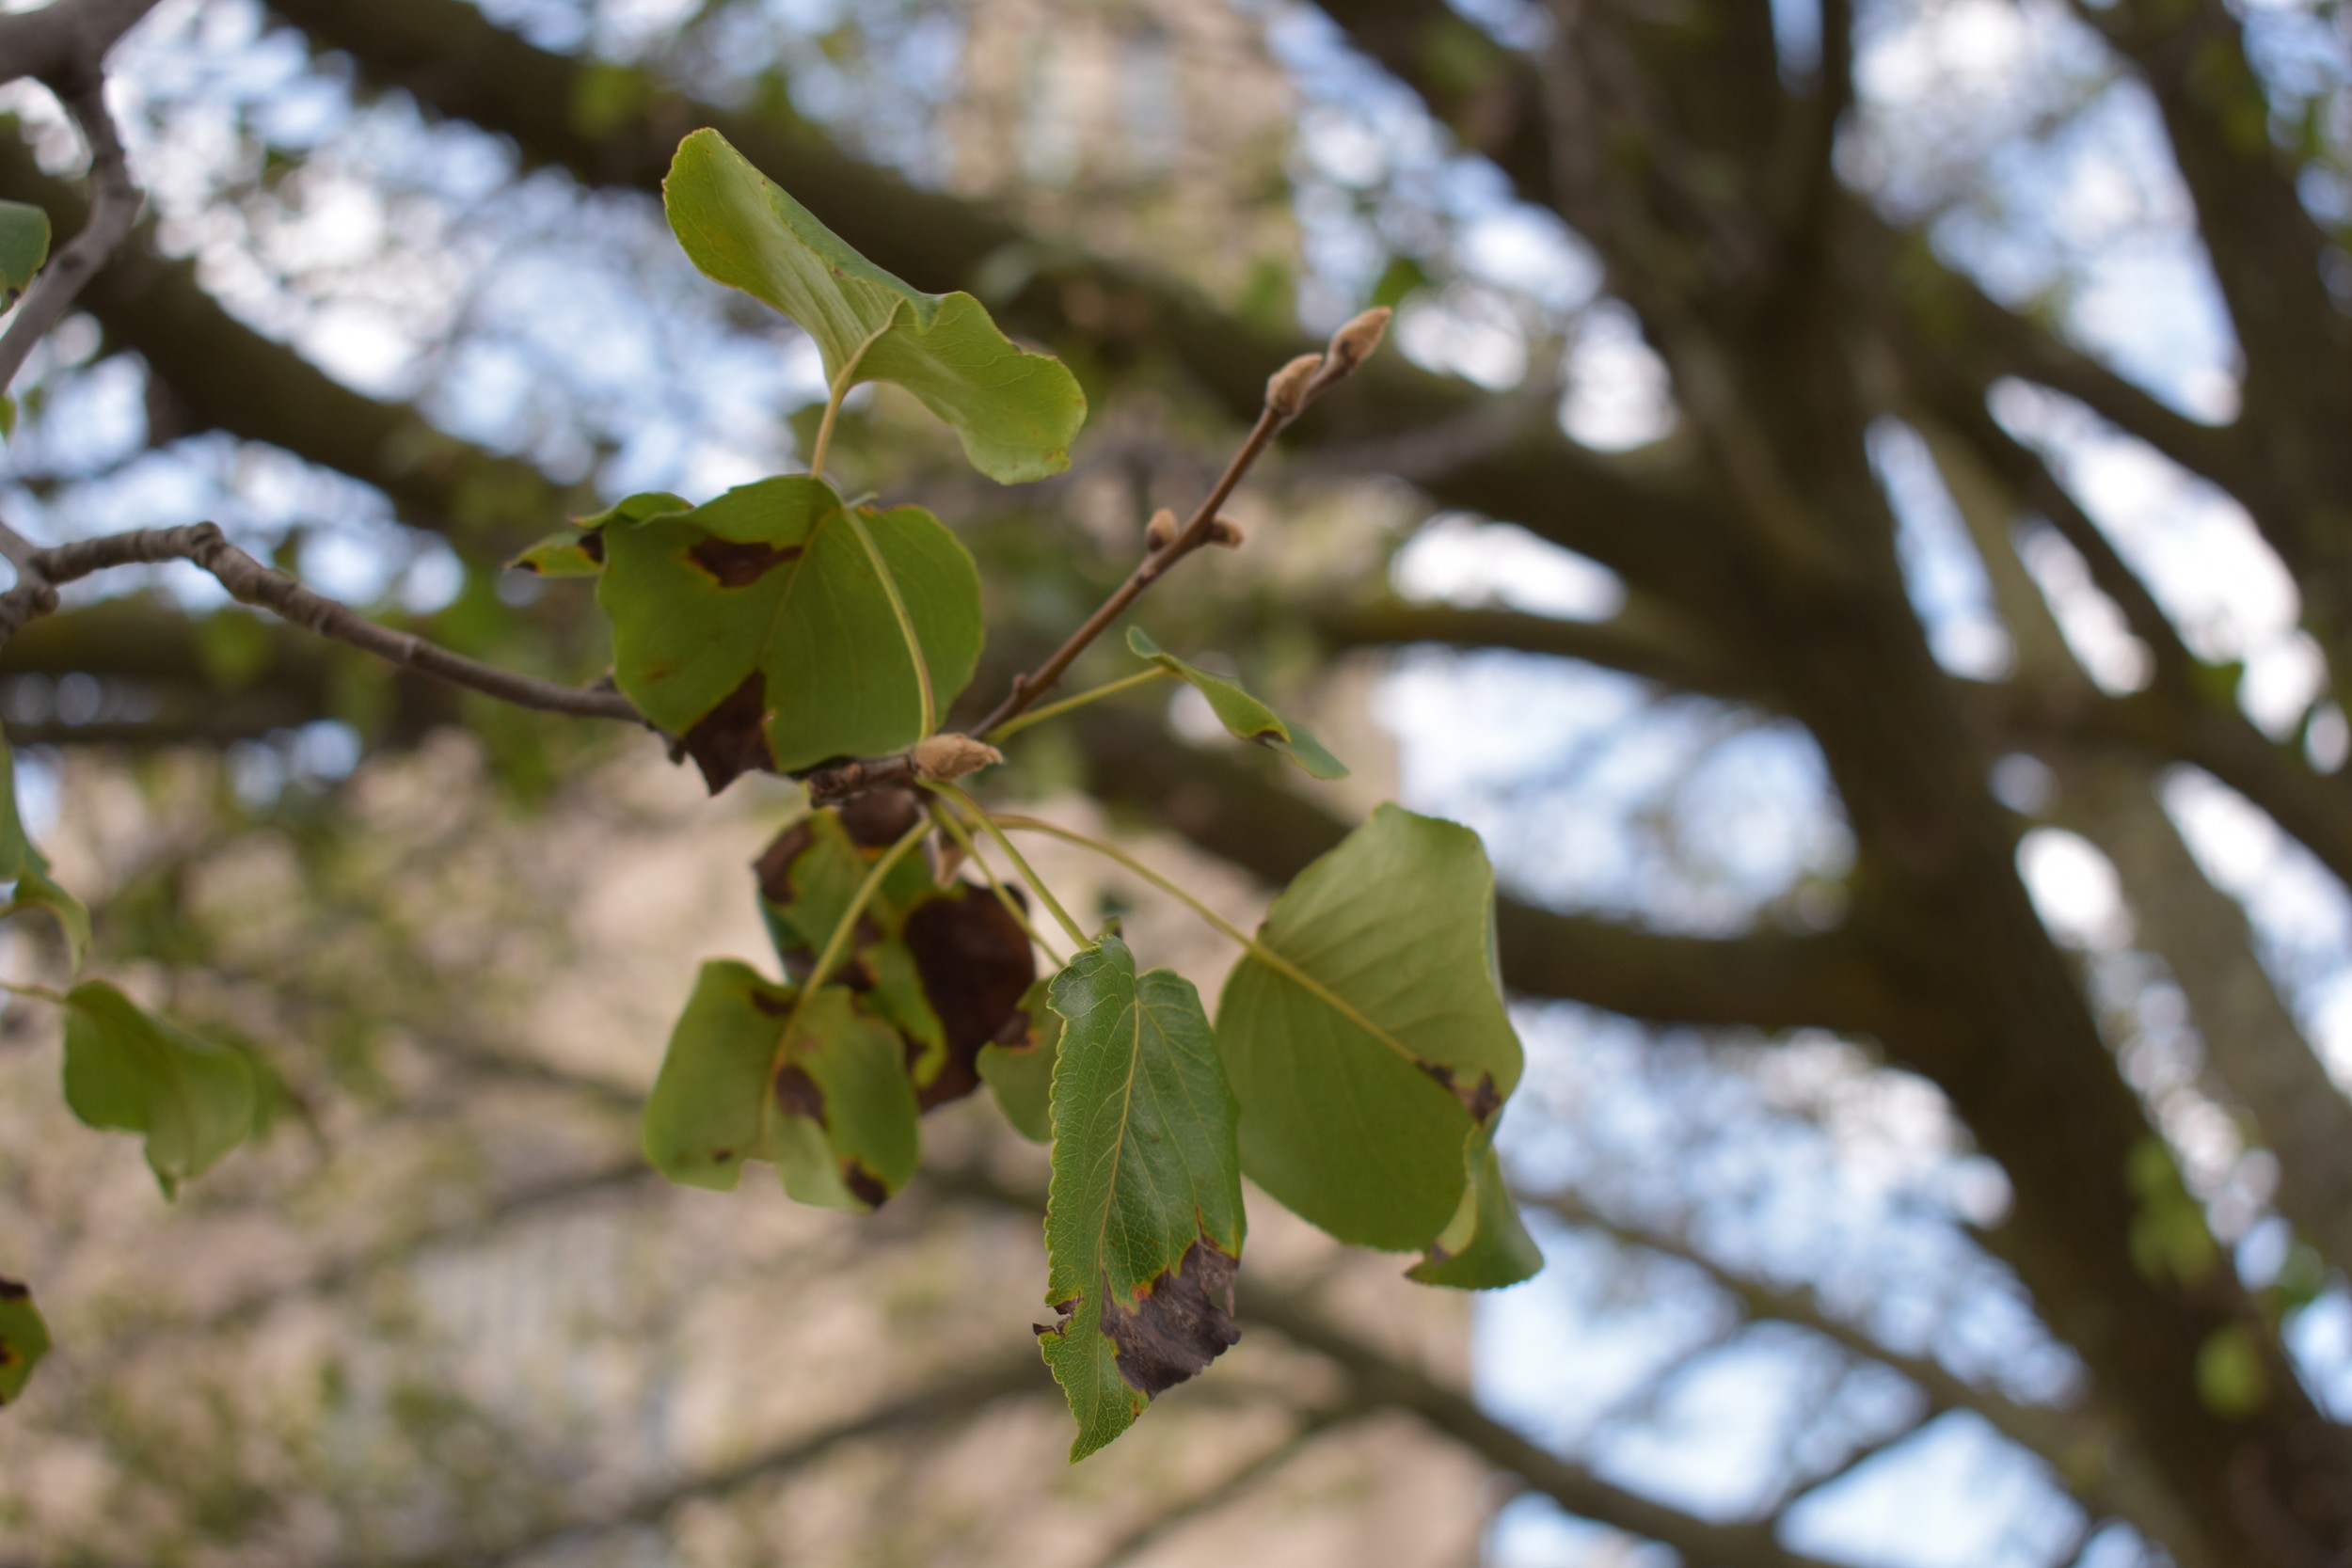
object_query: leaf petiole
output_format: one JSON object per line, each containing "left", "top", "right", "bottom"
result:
{"left": 986, "top": 813, "right": 1417, "bottom": 1067}
{"left": 925, "top": 784, "right": 1089, "bottom": 950}
{"left": 0, "top": 977, "right": 63, "bottom": 1006}
{"left": 807, "top": 317, "right": 893, "bottom": 481}
{"left": 983, "top": 667, "right": 1175, "bottom": 743}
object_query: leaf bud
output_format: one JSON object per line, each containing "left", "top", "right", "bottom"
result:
{"left": 1265, "top": 353, "right": 1325, "bottom": 417}
{"left": 1327, "top": 306, "right": 1392, "bottom": 372}
{"left": 910, "top": 733, "right": 1003, "bottom": 784}
{"left": 1206, "top": 517, "right": 1244, "bottom": 549}
{"left": 1145, "top": 508, "right": 1179, "bottom": 551}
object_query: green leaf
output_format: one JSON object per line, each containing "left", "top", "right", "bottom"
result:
{"left": 0, "top": 1277, "right": 50, "bottom": 1407}
{"left": 507, "top": 492, "right": 690, "bottom": 578}
{"left": 598, "top": 475, "right": 983, "bottom": 789}
{"left": 1127, "top": 628, "right": 1346, "bottom": 781}
{"left": 663, "top": 129, "right": 1087, "bottom": 483}
{"left": 0, "top": 730, "right": 88, "bottom": 970}
{"left": 977, "top": 977, "right": 1059, "bottom": 1143}
{"left": 772, "top": 986, "right": 921, "bottom": 1212}
{"left": 1216, "top": 804, "right": 1523, "bottom": 1253}
{"left": 1406, "top": 1140, "right": 1541, "bottom": 1289}
{"left": 639, "top": 959, "right": 920, "bottom": 1211}
{"left": 1040, "top": 935, "right": 1244, "bottom": 1461}
{"left": 0, "top": 200, "right": 49, "bottom": 298}
{"left": 61, "top": 981, "right": 256, "bottom": 1197}
{"left": 755, "top": 806, "right": 1035, "bottom": 1107}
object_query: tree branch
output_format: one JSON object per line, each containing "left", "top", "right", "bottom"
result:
{"left": 0, "top": 0, "right": 160, "bottom": 87}
{"left": 0, "top": 522, "right": 644, "bottom": 724}
{"left": 0, "top": 75, "right": 137, "bottom": 394}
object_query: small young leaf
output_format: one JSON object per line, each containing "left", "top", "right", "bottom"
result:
{"left": 598, "top": 475, "right": 983, "bottom": 788}
{"left": 507, "top": 492, "right": 690, "bottom": 578}
{"left": 0, "top": 200, "right": 49, "bottom": 298}
{"left": 1406, "top": 1140, "right": 1542, "bottom": 1290}
{"left": 0, "top": 1277, "right": 50, "bottom": 1407}
{"left": 664, "top": 129, "right": 1087, "bottom": 483}
{"left": 1041, "top": 935, "right": 1244, "bottom": 1461}
{"left": 976, "top": 977, "right": 1059, "bottom": 1143}
{"left": 639, "top": 960, "right": 920, "bottom": 1212}
{"left": 0, "top": 730, "right": 89, "bottom": 970}
{"left": 61, "top": 981, "right": 256, "bottom": 1197}
{"left": 1127, "top": 628, "right": 1346, "bottom": 781}
{"left": 1216, "top": 804, "right": 1523, "bottom": 1254}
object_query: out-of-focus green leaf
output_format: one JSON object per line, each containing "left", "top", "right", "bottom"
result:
{"left": 1406, "top": 1140, "right": 1541, "bottom": 1289}
{"left": 61, "top": 980, "right": 255, "bottom": 1197}
{"left": 639, "top": 959, "right": 919, "bottom": 1212}
{"left": 1217, "top": 804, "right": 1523, "bottom": 1254}
{"left": 976, "top": 976, "right": 1058, "bottom": 1143}
{"left": 1040, "top": 936, "right": 1243, "bottom": 1460}
{"left": 664, "top": 129, "right": 1086, "bottom": 483}
{"left": 1126, "top": 628, "right": 1346, "bottom": 781}
{"left": 1370, "top": 254, "right": 1432, "bottom": 312}
{"left": 599, "top": 475, "right": 982, "bottom": 788}
{"left": 0, "top": 1278, "right": 50, "bottom": 1407}
{"left": 0, "top": 200, "right": 49, "bottom": 298}
{"left": 2196, "top": 1323, "right": 2269, "bottom": 1418}
{"left": 0, "top": 731, "right": 87, "bottom": 971}
{"left": 196, "top": 610, "right": 277, "bottom": 691}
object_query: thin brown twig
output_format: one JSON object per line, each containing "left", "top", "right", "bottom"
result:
{"left": 0, "top": 521, "right": 647, "bottom": 725}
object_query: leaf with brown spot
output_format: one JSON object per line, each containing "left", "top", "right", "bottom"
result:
{"left": 598, "top": 474, "right": 982, "bottom": 787}
{"left": 755, "top": 809, "right": 1033, "bottom": 1106}
{"left": 0, "top": 1276, "right": 50, "bottom": 1408}
{"left": 507, "top": 491, "right": 686, "bottom": 578}
{"left": 902, "top": 883, "right": 1034, "bottom": 1109}
{"left": 1039, "top": 935, "right": 1244, "bottom": 1460}
{"left": 640, "top": 960, "right": 919, "bottom": 1212}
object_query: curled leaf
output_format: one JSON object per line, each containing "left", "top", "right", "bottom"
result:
{"left": 664, "top": 129, "right": 1087, "bottom": 483}
{"left": 1406, "top": 1140, "right": 1542, "bottom": 1290}
{"left": 1127, "top": 627, "right": 1346, "bottom": 781}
